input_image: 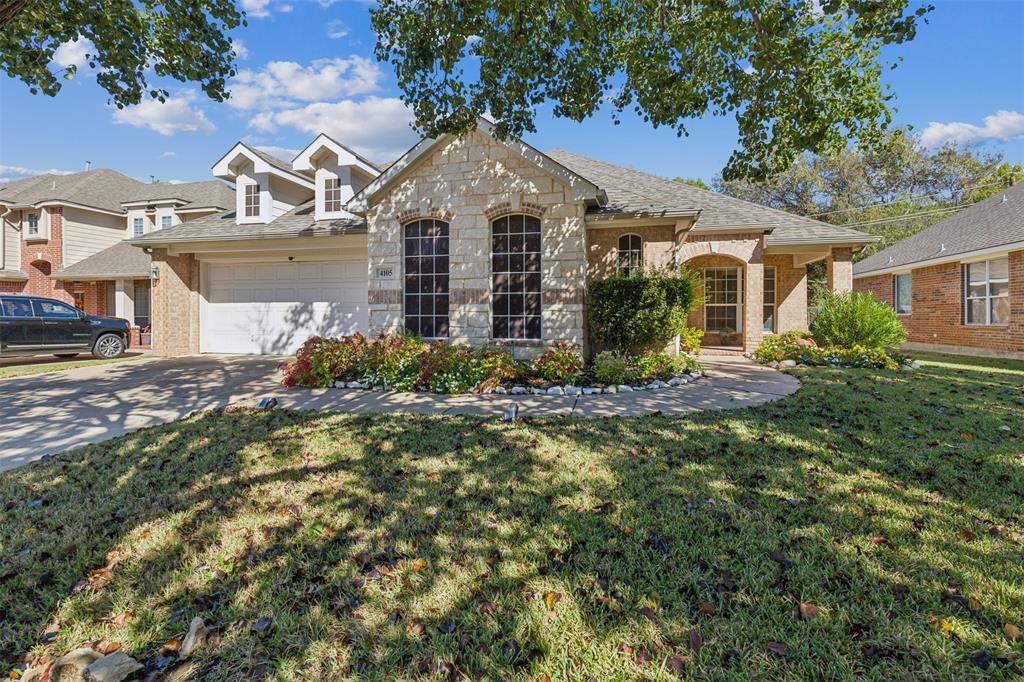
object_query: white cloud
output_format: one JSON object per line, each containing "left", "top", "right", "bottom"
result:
{"left": 327, "top": 20, "right": 349, "bottom": 39}
{"left": 112, "top": 92, "right": 216, "bottom": 136}
{"left": 231, "top": 39, "right": 249, "bottom": 60}
{"left": 921, "top": 110, "right": 1024, "bottom": 148}
{"left": 248, "top": 96, "right": 416, "bottom": 162}
{"left": 51, "top": 37, "right": 94, "bottom": 71}
{"left": 0, "top": 165, "right": 76, "bottom": 183}
{"left": 279, "top": 3, "right": 293, "bottom": 11}
{"left": 240, "top": 0, "right": 271, "bottom": 18}
{"left": 255, "top": 145, "right": 300, "bottom": 161}
{"left": 228, "top": 56, "right": 383, "bottom": 110}
{"left": 161, "top": 151, "right": 177, "bottom": 157}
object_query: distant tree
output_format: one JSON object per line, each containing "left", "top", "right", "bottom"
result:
{"left": 715, "top": 130, "right": 1022, "bottom": 260}
{"left": 371, "top": 0, "right": 933, "bottom": 180}
{"left": 0, "top": 0, "right": 244, "bottom": 107}
{"left": 675, "top": 177, "right": 709, "bottom": 190}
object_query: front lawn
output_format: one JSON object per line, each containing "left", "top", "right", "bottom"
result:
{"left": 1, "top": 354, "right": 1022, "bottom": 680}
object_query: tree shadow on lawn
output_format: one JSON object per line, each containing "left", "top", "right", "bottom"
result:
{"left": 1, "top": 362, "right": 1022, "bottom": 680}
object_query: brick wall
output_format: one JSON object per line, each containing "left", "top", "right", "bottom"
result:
{"left": 365, "top": 129, "right": 588, "bottom": 357}
{"left": 20, "top": 207, "right": 73, "bottom": 304}
{"left": 854, "top": 249, "right": 1023, "bottom": 354}
{"left": 586, "top": 224, "right": 677, "bottom": 278}
{"left": 150, "top": 250, "right": 201, "bottom": 356}
{"left": 826, "top": 247, "right": 854, "bottom": 292}
{"left": 764, "top": 254, "right": 808, "bottom": 333}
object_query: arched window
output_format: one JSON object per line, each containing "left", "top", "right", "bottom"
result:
{"left": 404, "top": 218, "right": 449, "bottom": 338}
{"left": 492, "top": 214, "right": 542, "bottom": 340}
{"left": 617, "top": 233, "right": 643, "bottom": 275}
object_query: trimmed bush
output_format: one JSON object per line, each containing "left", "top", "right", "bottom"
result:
{"left": 363, "top": 333, "right": 427, "bottom": 390}
{"left": 530, "top": 342, "right": 584, "bottom": 384}
{"left": 475, "top": 346, "right": 523, "bottom": 392}
{"left": 754, "top": 330, "right": 816, "bottom": 364}
{"left": 593, "top": 351, "right": 638, "bottom": 385}
{"left": 281, "top": 334, "right": 369, "bottom": 388}
{"left": 679, "top": 327, "right": 704, "bottom": 354}
{"left": 635, "top": 351, "right": 691, "bottom": 381}
{"left": 811, "top": 290, "right": 907, "bottom": 348}
{"left": 588, "top": 268, "right": 700, "bottom": 353}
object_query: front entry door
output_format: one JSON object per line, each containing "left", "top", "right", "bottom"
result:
{"left": 33, "top": 299, "right": 93, "bottom": 349}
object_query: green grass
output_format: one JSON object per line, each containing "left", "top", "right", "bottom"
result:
{"left": 0, "top": 353, "right": 147, "bottom": 380}
{"left": 1, "top": 355, "right": 1022, "bottom": 680}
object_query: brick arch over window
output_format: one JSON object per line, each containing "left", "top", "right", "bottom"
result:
{"left": 678, "top": 239, "right": 758, "bottom": 265}
{"left": 395, "top": 207, "right": 454, "bottom": 224}
{"left": 484, "top": 201, "right": 545, "bottom": 221}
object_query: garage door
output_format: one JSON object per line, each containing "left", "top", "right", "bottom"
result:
{"left": 201, "top": 261, "right": 368, "bottom": 354}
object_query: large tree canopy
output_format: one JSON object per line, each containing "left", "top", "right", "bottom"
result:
{"left": 715, "top": 130, "right": 1023, "bottom": 259}
{"left": 371, "top": 0, "right": 933, "bottom": 180}
{"left": 0, "top": 0, "right": 243, "bottom": 107}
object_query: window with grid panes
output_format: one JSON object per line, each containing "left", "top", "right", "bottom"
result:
{"left": 491, "top": 214, "right": 542, "bottom": 339}
{"left": 403, "top": 219, "right": 449, "bottom": 338}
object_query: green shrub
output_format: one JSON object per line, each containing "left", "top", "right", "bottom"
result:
{"left": 593, "top": 351, "right": 637, "bottom": 385}
{"left": 530, "top": 342, "right": 584, "bottom": 384}
{"left": 281, "top": 334, "right": 370, "bottom": 388}
{"left": 588, "top": 268, "right": 700, "bottom": 353}
{"left": 811, "top": 290, "right": 907, "bottom": 348}
{"left": 475, "top": 346, "right": 523, "bottom": 391}
{"left": 754, "top": 330, "right": 816, "bottom": 364}
{"left": 679, "top": 327, "right": 704, "bottom": 354}
{"left": 362, "top": 333, "right": 427, "bottom": 390}
{"left": 417, "top": 342, "right": 479, "bottom": 394}
{"left": 634, "top": 351, "right": 689, "bottom": 381}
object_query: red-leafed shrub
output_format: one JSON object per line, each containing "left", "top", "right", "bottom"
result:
{"left": 530, "top": 342, "right": 584, "bottom": 384}
{"left": 280, "top": 334, "right": 370, "bottom": 387}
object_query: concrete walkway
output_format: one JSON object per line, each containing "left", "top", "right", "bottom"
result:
{"left": 0, "top": 354, "right": 798, "bottom": 472}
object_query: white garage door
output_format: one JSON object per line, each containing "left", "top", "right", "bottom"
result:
{"left": 201, "top": 261, "right": 368, "bottom": 354}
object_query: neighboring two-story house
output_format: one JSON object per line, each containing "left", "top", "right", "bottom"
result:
{"left": 132, "top": 123, "right": 876, "bottom": 357}
{"left": 854, "top": 182, "right": 1023, "bottom": 358}
{"left": 0, "top": 169, "right": 233, "bottom": 346}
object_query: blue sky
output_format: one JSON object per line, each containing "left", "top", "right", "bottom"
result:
{"left": 1, "top": 0, "right": 1022, "bottom": 185}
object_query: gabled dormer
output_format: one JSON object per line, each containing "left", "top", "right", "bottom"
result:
{"left": 212, "top": 143, "right": 315, "bottom": 225}
{"left": 292, "top": 134, "right": 380, "bottom": 221}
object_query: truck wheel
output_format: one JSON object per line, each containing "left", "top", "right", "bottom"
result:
{"left": 93, "top": 333, "right": 125, "bottom": 359}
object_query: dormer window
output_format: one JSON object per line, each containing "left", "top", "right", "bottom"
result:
{"left": 324, "top": 178, "right": 343, "bottom": 213}
{"left": 26, "top": 213, "right": 39, "bottom": 237}
{"left": 244, "top": 183, "right": 261, "bottom": 217}
{"left": 133, "top": 217, "right": 144, "bottom": 237}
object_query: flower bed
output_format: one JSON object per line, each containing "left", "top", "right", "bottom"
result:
{"left": 752, "top": 330, "right": 916, "bottom": 371}
{"left": 281, "top": 334, "right": 703, "bottom": 395}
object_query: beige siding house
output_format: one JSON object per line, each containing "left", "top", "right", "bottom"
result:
{"left": 132, "top": 122, "right": 876, "bottom": 358}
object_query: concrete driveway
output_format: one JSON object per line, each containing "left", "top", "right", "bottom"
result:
{"left": 0, "top": 355, "right": 288, "bottom": 472}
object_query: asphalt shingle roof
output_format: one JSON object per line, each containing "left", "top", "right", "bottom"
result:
{"left": 546, "top": 149, "right": 877, "bottom": 246}
{"left": 53, "top": 240, "right": 151, "bottom": 280}
{"left": 854, "top": 183, "right": 1024, "bottom": 276}
{"left": 131, "top": 199, "right": 366, "bottom": 245}
{"left": 0, "top": 170, "right": 234, "bottom": 213}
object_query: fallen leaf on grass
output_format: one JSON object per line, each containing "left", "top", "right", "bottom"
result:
{"left": 92, "top": 640, "right": 121, "bottom": 655}
{"left": 957, "top": 530, "right": 977, "bottom": 542}
{"left": 667, "top": 654, "right": 688, "bottom": 675}
{"left": 410, "top": 558, "right": 428, "bottom": 573}
{"left": 798, "top": 603, "right": 820, "bottom": 620}
{"left": 893, "top": 583, "right": 908, "bottom": 600}
{"left": 698, "top": 601, "right": 715, "bottom": 615}
{"left": 688, "top": 629, "right": 703, "bottom": 654}
{"left": 639, "top": 607, "right": 657, "bottom": 622}
{"left": 437, "top": 621, "right": 457, "bottom": 635}
{"left": 478, "top": 602, "right": 497, "bottom": 615}
{"left": 1004, "top": 623, "right": 1022, "bottom": 641}
{"left": 766, "top": 641, "right": 789, "bottom": 656}
{"left": 251, "top": 616, "right": 273, "bottom": 634}
{"left": 543, "top": 591, "right": 561, "bottom": 612}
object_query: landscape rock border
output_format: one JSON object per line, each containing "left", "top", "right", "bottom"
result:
{"left": 332, "top": 371, "right": 704, "bottom": 396}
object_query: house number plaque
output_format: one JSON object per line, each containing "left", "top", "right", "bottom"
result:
{"left": 376, "top": 267, "right": 395, "bottom": 279}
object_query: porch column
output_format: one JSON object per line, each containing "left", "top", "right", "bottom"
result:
{"left": 826, "top": 247, "right": 854, "bottom": 293}
{"left": 114, "top": 279, "right": 135, "bottom": 325}
{"left": 744, "top": 261, "right": 764, "bottom": 352}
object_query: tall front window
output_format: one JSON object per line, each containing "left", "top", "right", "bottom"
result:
{"left": 894, "top": 273, "right": 912, "bottom": 315}
{"left": 704, "top": 267, "right": 741, "bottom": 333}
{"left": 132, "top": 217, "right": 144, "bottom": 237}
{"left": 965, "top": 258, "right": 1009, "bottom": 325}
{"left": 617, "top": 233, "right": 643, "bottom": 276}
{"left": 134, "top": 279, "right": 152, "bottom": 328}
{"left": 324, "top": 178, "right": 343, "bottom": 213}
{"left": 244, "top": 183, "right": 261, "bottom": 217}
{"left": 763, "top": 265, "right": 776, "bottom": 333}
{"left": 26, "top": 213, "right": 39, "bottom": 236}
{"left": 404, "top": 219, "right": 449, "bottom": 338}
{"left": 492, "top": 214, "right": 542, "bottom": 340}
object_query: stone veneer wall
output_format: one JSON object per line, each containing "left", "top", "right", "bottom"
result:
{"left": 854, "top": 249, "right": 1023, "bottom": 354}
{"left": 365, "top": 130, "right": 588, "bottom": 356}
{"left": 150, "top": 249, "right": 201, "bottom": 356}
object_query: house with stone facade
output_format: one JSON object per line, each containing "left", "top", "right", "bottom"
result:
{"left": 854, "top": 182, "right": 1023, "bottom": 358}
{"left": 132, "top": 122, "right": 876, "bottom": 358}
{"left": 0, "top": 169, "right": 232, "bottom": 347}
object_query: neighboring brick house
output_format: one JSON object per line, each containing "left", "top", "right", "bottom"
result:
{"left": 0, "top": 169, "right": 233, "bottom": 347}
{"left": 132, "top": 123, "right": 876, "bottom": 358}
{"left": 853, "top": 183, "right": 1024, "bottom": 359}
